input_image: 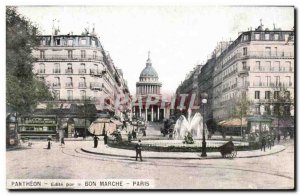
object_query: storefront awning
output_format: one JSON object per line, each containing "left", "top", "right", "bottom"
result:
{"left": 88, "top": 118, "right": 122, "bottom": 135}
{"left": 218, "top": 118, "right": 247, "bottom": 127}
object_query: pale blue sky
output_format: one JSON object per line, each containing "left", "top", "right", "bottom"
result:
{"left": 17, "top": 6, "right": 294, "bottom": 95}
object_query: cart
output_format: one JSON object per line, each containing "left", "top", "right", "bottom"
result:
{"left": 218, "top": 141, "right": 237, "bottom": 158}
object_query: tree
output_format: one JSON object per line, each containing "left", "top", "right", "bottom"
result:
{"left": 6, "top": 7, "right": 53, "bottom": 115}
{"left": 269, "top": 84, "right": 294, "bottom": 137}
{"left": 231, "top": 95, "right": 251, "bottom": 138}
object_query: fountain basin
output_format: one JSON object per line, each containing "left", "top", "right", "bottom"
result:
{"left": 107, "top": 138, "right": 257, "bottom": 153}
{"left": 132, "top": 140, "right": 249, "bottom": 148}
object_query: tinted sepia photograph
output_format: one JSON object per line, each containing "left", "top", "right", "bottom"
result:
{"left": 5, "top": 4, "right": 295, "bottom": 190}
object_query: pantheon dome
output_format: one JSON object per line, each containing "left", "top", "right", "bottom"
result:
{"left": 136, "top": 52, "right": 162, "bottom": 95}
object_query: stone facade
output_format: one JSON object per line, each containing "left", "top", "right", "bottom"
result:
{"left": 32, "top": 31, "right": 130, "bottom": 117}
{"left": 176, "top": 25, "right": 294, "bottom": 123}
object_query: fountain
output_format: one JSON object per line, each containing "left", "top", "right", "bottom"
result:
{"left": 104, "top": 110, "right": 250, "bottom": 152}
{"left": 174, "top": 109, "right": 208, "bottom": 140}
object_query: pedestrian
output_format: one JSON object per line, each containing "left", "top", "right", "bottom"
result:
{"left": 132, "top": 129, "right": 137, "bottom": 139}
{"left": 267, "top": 135, "right": 272, "bottom": 150}
{"left": 104, "top": 132, "right": 108, "bottom": 145}
{"left": 277, "top": 133, "right": 281, "bottom": 143}
{"left": 60, "top": 136, "right": 65, "bottom": 147}
{"left": 135, "top": 139, "right": 142, "bottom": 161}
{"left": 47, "top": 136, "right": 52, "bottom": 149}
{"left": 261, "top": 137, "right": 266, "bottom": 152}
{"left": 128, "top": 132, "right": 132, "bottom": 143}
{"left": 93, "top": 135, "right": 99, "bottom": 148}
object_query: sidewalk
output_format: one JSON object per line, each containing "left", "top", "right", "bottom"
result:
{"left": 81, "top": 143, "right": 286, "bottom": 160}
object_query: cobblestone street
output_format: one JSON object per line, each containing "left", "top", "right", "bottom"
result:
{"left": 6, "top": 136, "right": 294, "bottom": 189}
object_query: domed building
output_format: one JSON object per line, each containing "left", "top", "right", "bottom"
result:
{"left": 136, "top": 52, "right": 161, "bottom": 95}
{"left": 133, "top": 52, "right": 169, "bottom": 122}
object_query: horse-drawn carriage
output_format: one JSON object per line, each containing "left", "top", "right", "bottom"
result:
{"left": 218, "top": 141, "right": 237, "bottom": 158}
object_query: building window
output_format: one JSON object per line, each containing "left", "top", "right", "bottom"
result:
{"left": 53, "top": 77, "right": 60, "bottom": 88}
{"left": 285, "top": 61, "right": 292, "bottom": 71}
{"left": 255, "top": 33, "right": 260, "bottom": 40}
{"left": 243, "top": 34, "right": 248, "bottom": 41}
{"left": 265, "top": 61, "right": 271, "bottom": 71}
{"left": 79, "top": 63, "right": 86, "bottom": 74}
{"left": 68, "top": 50, "right": 73, "bottom": 59}
{"left": 265, "top": 47, "right": 271, "bottom": 56}
{"left": 242, "top": 61, "right": 247, "bottom": 69}
{"left": 67, "top": 90, "right": 73, "bottom": 100}
{"left": 255, "top": 61, "right": 261, "bottom": 71}
{"left": 79, "top": 77, "right": 86, "bottom": 88}
{"left": 40, "top": 50, "right": 45, "bottom": 59}
{"left": 93, "top": 51, "right": 97, "bottom": 59}
{"left": 285, "top": 76, "right": 291, "bottom": 87}
{"left": 81, "top": 50, "right": 86, "bottom": 59}
{"left": 284, "top": 34, "right": 289, "bottom": 42}
{"left": 265, "top": 91, "right": 271, "bottom": 99}
{"left": 92, "top": 40, "right": 96, "bottom": 47}
{"left": 265, "top": 34, "right": 270, "bottom": 40}
{"left": 66, "top": 63, "right": 73, "bottom": 74}
{"left": 243, "top": 47, "right": 247, "bottom": 56}
{"left": 275, "top": 76, "right": 280, "bottom": 86}
{"left": 284, "top": 91, "right": 290, "bottom": 99}
{"left": 67, "top": 39, "right": 73, "bottom": 46}
{"left": 274, "top": 91, "right": 280, "bottom": 99}
{"left": 53, "top": 63, "right": 60, "bottom": 73}
{"left": 56, "top": 39, "right": 61, "bottom": 46}
{"left": 39, "top": 63, "right": 45, "bottom": 74}
{"left": 81, "top": 39, "right": 86, "bottom": 45}
{"left": 274, "top": 34, "right": 279, "bottom": 40}
{"left": 255, "top": 91, "right": 260, "bottom": 99}
{"left": 254, "top": 76, "right": 261, "bottom": 86}
{"left": 266, "top": 76, "right": 271, "bottom": 86}
{"left": 274, "top": 61, "right": 280, "bottom": 71}
{"left": 80, "top": 90, "right": 86, "bottom": 100}
{"left": 274, "top": 47, "right": 278, "bottom": 56}
{"left": 66, "top": 77, "right": 73, "bottom": 88}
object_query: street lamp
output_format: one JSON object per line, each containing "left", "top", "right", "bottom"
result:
{"left": 201, "top": 92, "right": 208, "bottom": 157}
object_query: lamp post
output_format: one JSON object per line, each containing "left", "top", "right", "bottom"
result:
{"left": 201, "top": 92, "right": 208, "bottom": 157}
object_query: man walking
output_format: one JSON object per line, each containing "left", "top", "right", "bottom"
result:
{"left": 261, "top": 136, "right": 266, "bottom": 152}
{"left": 93, "top": 135, "right": 99, "bottom": 148}
{"left": 47, "top": 136, "right": 52, "bottom": 149}
{"left": 135, "top": 139, "right": 143, "bottom": 161}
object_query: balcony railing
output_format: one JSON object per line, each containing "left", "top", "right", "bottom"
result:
{"left": 65, "top": 83, "right": 73, "bottom": 88}
{"left": 78, "top": 69, "right": 86, "bottom": 74}
{"left": 90, "top": 82, "right": 102, "bottom": 90}
{"left": 33, "top": 54, "right": 103, "bottom": 61}
{"left": 52, "top": 83, "right": 61, "bottom": 88}
{"left": 253, "top": 67, "right": 294, "bottom": 72}
{"left": 90, "top": 69, "right": 103, "bottom": 77}
{"left": 38, "top": 69, "right": 45, "bottom": 74}
{"left": 78, "top": 82, "right": 87, "bottom": 89}
{"left": 237, "top": 66, "right": 250, "bottom": 76}
{"left": 65, "top": 69, "right": 73, "bottom": 74}
{"left": 222, "top": 50, "right": 294, "bottom": 67}
{"left": 247, "top": 51, "right": 294, "bottom": 58}
{"left": 53, "top": 69, "right": 61, "bottom": 73}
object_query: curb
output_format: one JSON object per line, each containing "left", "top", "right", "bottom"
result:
{"left": 80, "top": 145, "right": 286, "bottom": 160}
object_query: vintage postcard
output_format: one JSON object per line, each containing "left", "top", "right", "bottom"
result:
{"left": 6, "top": 5, "right": 295, "bottom": 190}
